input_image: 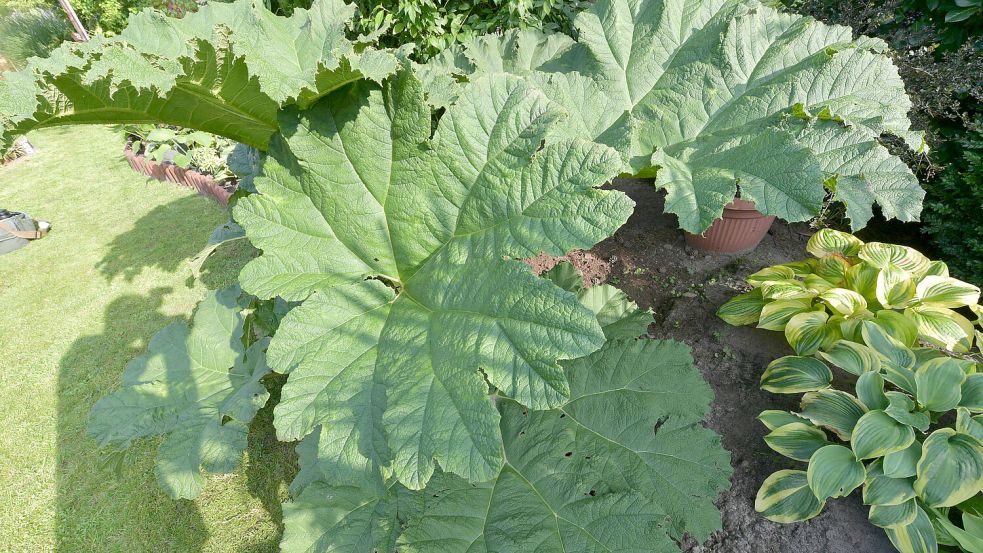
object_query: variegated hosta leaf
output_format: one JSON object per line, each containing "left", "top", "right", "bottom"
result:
{"left": 764, "top": 422, "right": 831, "bottom": 461}
{"left": 758, "top": 298, "right": 814, "bottom": 331}
{"left": 762, "top": 279, "right": 816, "bottom": 301}
{"left": 543, "top": 262, "right": 653, "bottom": 339}
{"left": 962, "top": 375, "right": 983, "bottom": 412}
{"left": 915, "top": 429, "right": 983, "bottom": 508}
{"left": 821, "top": 287, "right": 868, "bottom": 317}
{"left": 247, "top": 72, "right": 635, "bottom": 489}
{"left": 864, "top": 459, "right": 916, "bottom": 506}
{"left": 857, "top": 371, "right": 889, "bottom": 410}
{"left": 869, "top": 499, "right": 918, "bottom": 529}
{"left": 0, "top": 0, "right": 399, "bottom": 152}
{"left": 786, "top": 311, "right": 842, "bottom": 355}
{"left": 885, "top": 441, "right": 923, "bottom": 480}
{"left": 875, "top": 309, "right": 921, "bottom": 347}
{"left": 877, "top": 264, "right": 917, "bottom": 309}
{"left": 747, "top": 265, "right": 797, "bottom": 286}
{"left": 915, "top": 357, "right": 968, "bottom": 412}
{"left": 915, "top": 276, "right": 981, "bottom": 308}
{"left": 717, "top": 287, "right": 769, "bottom": 326}
{"left": 800, "top": 389, "right": 868, "bottom": 441}
{"left": 906, "top": 305, "right": 976, "bottom": 352}
{"left": 430, "top": 0, "right": 923, "bottom": 233}
{"left": 88, "top": 287, "right": 271, "bottom": 499}
{"left": 885, "top": 392, "right": 931, "bottom": 433}
{"left": 859, "top": 242, "right": 932, "bottom": 276}
{"left": 819, "top": 340, "right": 881, "bottom": 376}
{"left": 862, "top": 320, "right": 917, "bottom": 372}
{"left": 759, "top": 410, "right": 815, "bottom": 431}
{"left": 756, "top": 470, "right": 825, "bottom": 523}
{"left": 814, "top": 255, "right": 852, "bottom": 284}
{"left": 884, "top": 506, "right": 939, "bottom": 553}
{"left": 395, "top": 339, "right": 732, "bottom": 551}
{"left": 807, "top": 228, "right": 864, "bottom": 258}
{"left": 851, "top": 410, "right": 915, "bottom": 460}
{"left": 846, "top": 262, "right": 881, "bottom": 303}
{"left": 760, "top": 356, "right": 833, "bottom": 394}
{"left": 807, "top": 444, "right": 866, "bottom": 500}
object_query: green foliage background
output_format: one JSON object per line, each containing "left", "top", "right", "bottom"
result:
{"left": 348, "top": 0, "right": 591, "bottom": 59}
{"left": 0, "top": 8, "right": 71, "bottom": 69}
{"left": 922, "top": 117, "right": 983, "bottom": 287}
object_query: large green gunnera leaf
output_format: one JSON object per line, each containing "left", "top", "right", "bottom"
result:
{"left": 240, "top": 69, "right": 635, "bottom": 489}
{"left": 88, "top": 287, "right": 271, "bottom": 499}
{"left": 429, "top": 0, "right": 925, "bottom": 233}
{"left": 283, "top": 339, "right": 731, "bottom": 552}
{"left": 0, "top": 0, "right": 400, "bottom": 152}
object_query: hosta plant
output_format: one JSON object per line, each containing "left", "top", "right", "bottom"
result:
{"left": 419, "top": 0, "right": 928, "bottom": 234}
{"left": 719, "top": 229, "right": 983, "bottom": 553}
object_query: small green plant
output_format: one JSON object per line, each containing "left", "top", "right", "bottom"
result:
{"left": 719, "top": 229, "right": 983, "bottom": 553}
{"left": 122, "top": 124, "right": 237, "bottom": 181}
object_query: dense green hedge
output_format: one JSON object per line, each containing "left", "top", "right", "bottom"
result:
{"left": 923, "top": 118, "right": 983, "bottom": 286}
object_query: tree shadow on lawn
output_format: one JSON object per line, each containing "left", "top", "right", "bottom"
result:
{"left": 57, "top": 288, "right": 209, "bottom": 552}
{"left": 96, "top": 194, "right": 223, "bottom": 282}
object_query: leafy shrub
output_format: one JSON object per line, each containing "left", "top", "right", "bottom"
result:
{"left": 922, "top": 116, "right": 983, "bottom": 287}
{"left": 122, "top": 124, "right": 237, "bottom": 180}
{"left": 350, "top": 0, "right": 591, "bottom": 59}
{"left": 719, "top": 229, "right": 983, "bottom": 552}
{"left": 899, "top": 0, "right": 983, "bottom": 51}
{"left": 0, "top": 9, "right": 71, "bottom": 70}
{"left": 0, "top": 0, "right": 939, "bottom": 548}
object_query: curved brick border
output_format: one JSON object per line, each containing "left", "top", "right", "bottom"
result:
{"left": 124, "top": 147, "right": 236, "bottom": 207}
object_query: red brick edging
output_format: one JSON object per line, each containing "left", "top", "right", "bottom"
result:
{"left": 124, "top": 147, "right": 235, "bottom": 207}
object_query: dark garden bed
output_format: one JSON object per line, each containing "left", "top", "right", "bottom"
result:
{"left": 528, "top": 180, "right": 896, "bottom": 552}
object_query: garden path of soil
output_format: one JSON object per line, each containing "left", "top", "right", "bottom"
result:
{"left": 528, "top": 179, "right": 894, "bottom": 553}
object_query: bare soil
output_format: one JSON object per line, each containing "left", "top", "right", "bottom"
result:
{"left": 531, "top": 179, "right": 894, "bottom": 553}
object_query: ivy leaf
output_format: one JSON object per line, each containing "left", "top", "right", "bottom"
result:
{"left": 87, "top": 287, "right": 270, "bottom": 499}
{"left": 247, "top": 71, "right": 634, "bottom": 489}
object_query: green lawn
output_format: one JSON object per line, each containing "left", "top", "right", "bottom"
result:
{"left": 0, "top": 126, "right": 292, "bottom": 552}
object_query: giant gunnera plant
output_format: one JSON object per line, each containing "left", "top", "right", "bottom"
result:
{"left": 0, "top": 0, "right": 929, "bottom": 550}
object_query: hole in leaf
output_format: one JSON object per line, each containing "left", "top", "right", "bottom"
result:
{"left": 653, "top": 415, "right": 669, "bottom": 435}
{"left": 564, "top": 451, "right": 572, "bottom": 457}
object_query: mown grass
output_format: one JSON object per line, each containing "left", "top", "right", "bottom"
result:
{"left": 0, "top": 126, "right": 292, "bottom": 552}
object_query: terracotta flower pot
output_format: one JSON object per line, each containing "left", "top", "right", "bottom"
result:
{"left": 683, "top": 198, "right": 775, "bottom": 253}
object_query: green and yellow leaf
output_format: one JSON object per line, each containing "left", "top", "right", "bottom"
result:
{"left": 717, "top": 288, "right": 769, "bottom": 326}
{"left": 906, "top": 305, "right": 976, "bottom": 352}
{"left": 818, "top": 340, "right": 881, "bottom": 376}
{"left": 915, "top": 429, "right": 983, "bottom": 507}
{"left": 807, "top": 229, "right": 864, "bottom": 258}
{"left": 764, "top": 423, "right": 831, "bottom": 462}
{"left": 851, "top": 410, "right": 915, "bottom": 460}
{"left": 786, "top": 311, "right": 842, "bottom": 356}
{"left": 761, "top": 356, "right": 833, "bottom": 394}
{"left": 756, "top": 470, "right": 825, "bottom": 523}
{"left": 800, "top": 389, "right": 868, "bottom": 441}
{"left": 807, "top": 445, "right": 866, "bottom": 500}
